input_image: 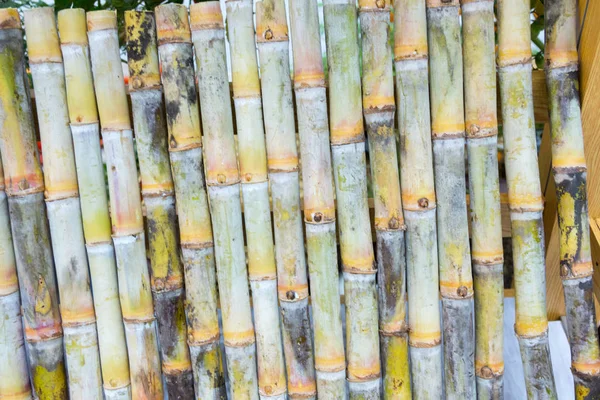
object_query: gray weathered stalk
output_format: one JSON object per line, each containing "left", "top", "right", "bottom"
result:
{"left": 545, "top": 0, "right": 600, "bottom": 398}
{"left": 0, "top": 9, "right": 67, "bottom": 399}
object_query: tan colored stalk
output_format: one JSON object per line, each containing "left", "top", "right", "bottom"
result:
{"left": 545, "top": 0, "right": 600, "bottom": 398}
{"left": 358, "top": 0, "right": 410, "bottom": 397}
{"left": 87, "top": 10, "right": 164, "bottom": 399}
{"left": 155, "top": 5, "right": 226, "bottom": 398}
{"left": 24, "top": 9, "right": 103, "bottom": 399}
{"left": 461, "top": 0, "right": 505, "bottom": 397}
{"left": 426, "top": 1, "right": 475, "bottom": 397}
{"left": 322, "top": 0, "right": 381, "bottom": 397}
{"left": 58, "top": 9, "right": 132, "bottom": 399}
{"left": 0, "top": 9, "right": 67, "bottom": 399}
{"left": 257, "top": 0, "right": 321, "bottom": 397}
{"left": 226, "top": 0, "right": 288, "bottom": 397}
{"left": 497, "top": 0, "right": 557, "bottom": 397}
{"left": 190, "top": 3, "right": 259, "bottom": 397}
{"left": 0, "top": 153, "right": 32, "bottom": 400}
{"left": 394, "top": 0, "right": 443, "bottom": 397}
{"left": 124, "top": 12, "right": 195, "bottom": 399}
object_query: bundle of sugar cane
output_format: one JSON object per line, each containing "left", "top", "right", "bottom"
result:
{"left": 426, "top": 0, "right": 476, "bottom": 397}
{"left": 155, "top": 5, "right": 227, "bottom": 398}
{"left": 24, "top": 8, "right": 103, "bottom": 399}
{"left": 545, "top": 0, "right": 600, "bottom": 397}
{"left": 394, "top": 0, "right": 444, "bottom": 397}
{"left": 256, "top": 0, "right": 320, "bottom": 397}
{"left": 124, "top": 11, "right": 195, "bottom": 399}
{"left": 87, "top": 10, "right": 164, "bottom": 399}
{"left": 357, "top": 0, "right": 411, "bottom": 397}
{"left": 461, "top": 0, "right": 505, "bottom": 397}
{"left": 190, "top": 3, "right": 259, "bottom": 397}
{"left": 0, "top": 155, "right": 32, "bottom": 400}
{"left": 497, "top": 0, "right": 557, "bottom": 396}
{"left": 322, "top": 0, "right": 381, "bottom": 397}
{"left": 226, "top": 0, "right": 288, "bottom": 397}
{"left": 0, "top": 9, "right": 67, "bottom": 399}
{"left": 58, "top": 9, "right": 132, "bottom": 399}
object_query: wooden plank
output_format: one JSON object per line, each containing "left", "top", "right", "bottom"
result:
{"left": 579, "top": 0, "right": 600, "bottom": 219}
{"left": 540, "top": 120, "right": 567, "bottom": 321}
{"left": 577, "top": 0, "right": 600, "bottom": 322}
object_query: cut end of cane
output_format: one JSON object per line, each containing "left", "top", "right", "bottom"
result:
{"left": 190, "top": 1, "right": 224, "bottom": 31}
{"left": 155, "top": 4, "right": 191, "bottom": 43}
{"left": 87, "top": 10, "right": 117, "bottom": 32}
{"left": 0, "top": 8, "right": 21, "bottom": 30}
{"left": 58, "top": 9, "right": 87, "bottom": 45}
{"left": 24, "top": 8, "right": 62, "bottom": 63}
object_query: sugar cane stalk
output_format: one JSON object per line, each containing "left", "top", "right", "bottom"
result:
{"left": 0, "top": 155, "right": 32, "bottom": 400}
{"left": 497, "top": 0, "right": 557, "bottom": 397}
{"left": 58, "top": 9, "right": 132, "bottom": 399}
{"left": 87, "top": 10, "right": 164, "bottom": 399}
{"left": 461, "top": 0, "right": 505, "bottom": 397}
{"left": 255, "top": 0, "right": 319, "bottom": 397}
{"left": 154, "top": 5, "right": 227, "bottom": 398}
{"left": 322, "top": 0, "right": 381, "bottom": 397}
{"left": 124, "top": 12, "right": 195, "bottom": 399}
{"left": 0, "top": 9, "right": 67, "bottom": 399}
{"left": 24, "top": 8, "right": 103, "bottom": 399}
{"left": 358, "top": 0, "right": 411, "bottom": 397}
{"left": 545, "top": 0, "right": 600, "bottom": 398}
{"left": 226, "top": 0, "right": 289, "bottom": 397}
{"left": 426, "top": 1, "right": 476, "bottom": 398}
{"left": 393, "top": 0, "right": 444, "bottom": 397}
{"left": 190, "top": 3, "right": 259, "bottom": 397}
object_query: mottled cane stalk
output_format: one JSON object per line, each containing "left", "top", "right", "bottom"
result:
{"left": 24, "top": 9, "right": 103, "bottom": 399}
{"left": 190, "top": 3, "right": 259, "bottom": 397}
{"left": 545, "top": 0, "right": 600, "bottom": 398}
{"left": 497, "top": 1, "right": 557, "bottom": 397}
{"left": 358, "top": 0, "right": 410, "bottom": 398}
{"left": 0, "top": 155, "right": 32, "bottom": 400}
{"left": 393, "top": 1, "right": 443, "bottom": 398}
{"left": 461, "top": 0, "right": 505, "bottom": 397}
{"left": 322, "top": 0, "right": 381, "bottom": 397}
{"left": 426, "top": 1, "right": 475, "bottom": 398}
{"left": 256, "top": 0, "right": 320, "bottom": 397}
{"left": 58, "top": 9, "right": 132, "bottom": 399}
{"left": 226, "top": 1, "right": 288, "bottom": 397}
{"left": 154, "top": 5, "right": 226, "bottom": 398}
{"left": 124, "top": 12, "right": 195, "bottom": 399}
{"left": 0, "top": 9, "right": 67, "bottom": 399}
{"left": 87, "top": 11, "right": 164, "bottom": 399}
